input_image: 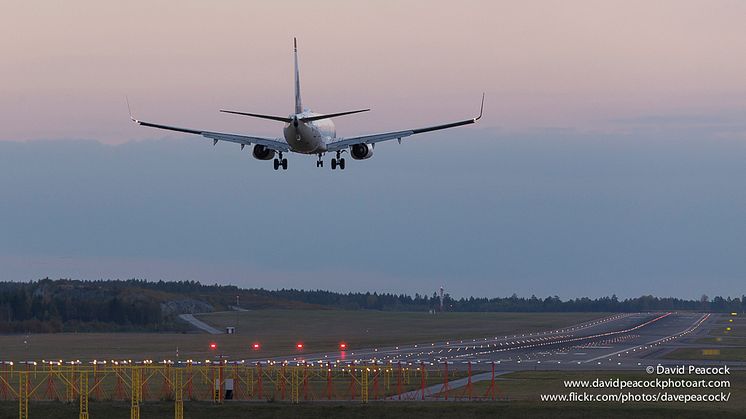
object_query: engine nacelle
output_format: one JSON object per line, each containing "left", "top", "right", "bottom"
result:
{"left": 252, "top": 144, "right": 276, "bottom": 160}
{"left": 350, "top": 143, "right": 374, "bottom": 160}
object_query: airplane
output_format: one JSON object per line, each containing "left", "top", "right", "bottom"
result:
{"left": 131, "top": 38, "right": 483, "bottom": 170}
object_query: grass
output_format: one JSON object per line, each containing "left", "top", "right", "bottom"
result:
{"left": 709, "top": 316, "right": 745, "bottom": 337}
{"left": 2, "top": 368, "right": 742, "bottom": 417}
{"left": 447, "top": 370, "right": 746, "bottom": 410}
{"left": 0, "top": 311, "right": 605, "bottom": 361}
{"left": 193, "top": 310, "right": 607, "bottom": 357}
{"left": 695, "top": 337, "right": 746, "bottom": 346}
{"left": 3, "top": 401, "right": 745, "bottom": 418}
{"left": 665, "top": 315, "right": 746, "bottom": 361}
{"left": 661, "top": 348, "right": 746, "bottom": 362}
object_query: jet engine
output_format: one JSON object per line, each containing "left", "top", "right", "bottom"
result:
{"left": 252, "top": 144, "right": 276, "bottom": 160}
{"left": 350, "top": 143, "right": 374, "bottom": 160}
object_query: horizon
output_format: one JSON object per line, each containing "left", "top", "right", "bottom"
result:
{"left": 6, "top": 277, "right": 745, "bottom": 302}
{"left": 1, "top": 1, "right": 745, "bottom": 301}
{"left": 1, "top": 129, "right": 744, "bottom": 300}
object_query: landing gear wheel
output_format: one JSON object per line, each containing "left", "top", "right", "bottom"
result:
{"left": 331, "top": 159, "right": 337, "bottom": 170}
{"left": 339, "top": 158, "right": 346, "bottom": 170}
{"left": 273, "top": 159, "right": 279, "bottom": 170}
{"left": 281, "top": 158, "right": 288, "bottom": 170}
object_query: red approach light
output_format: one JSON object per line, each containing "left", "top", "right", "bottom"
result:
{"left": 252, "top": 343, "right": 261, "bottom": 350}
{"left": 296, "top": 343, "right": 304, "bottom": 350}
{"left": 339, "top": 343, "right": 347, "bottom": 350}
{"left": 209, "top": 343, "right": 217, "bottom": 350}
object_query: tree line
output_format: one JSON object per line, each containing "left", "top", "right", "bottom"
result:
{"left": 253, "top": 288, "right": 746, "bottom": 313}
{"left": 0, "top": 279, "right": 742, "bottom": 333}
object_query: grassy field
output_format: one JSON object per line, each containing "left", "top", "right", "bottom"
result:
{"left": 2, "top": 401, "right": 745, "bottom": 419}
{"left": 696, "top": 337, "right": 746, "bottom": 346}
{"left": 0, "top": 311, "right": 605, "bottom": 361}
{"left": 447, "top": 370, "right": 746, "bottom": 411}
{"left": 709, "top": 316, "right": 744, "bottom": 337}
{"left": 662, "top": 348, "right": 746, "bottom": 362}
{"left": 674, "top": 314, "right": 746, "bottom": 360}
{"left": 194, "top": 310, "right": 607, "bottom": 356}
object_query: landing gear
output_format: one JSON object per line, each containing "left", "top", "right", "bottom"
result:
{"left": 331, "top": 151, "right": 346, "bottom": 170}
{"left": 316, "top": 153, "right": 324, "bottom": 168}
{"left": 274, "top": 152, "right": 288, "bottom": 170}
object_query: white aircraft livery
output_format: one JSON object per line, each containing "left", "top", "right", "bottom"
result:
{"left": 131, "top": 38, "right": 483, "bottom": 170}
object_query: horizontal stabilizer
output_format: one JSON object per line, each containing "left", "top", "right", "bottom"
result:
{"left": 220, "top": 108, "right": 370, "bottom": 123}
{"left": 300, "top": 109, "right": 370, "bottom": 122}
{"left": 219, "top": 110, "right": 292, "bottom": 123}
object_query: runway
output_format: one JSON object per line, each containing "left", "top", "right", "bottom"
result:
{"left": 262, "top": 312, "right": 743, "bottom": 371}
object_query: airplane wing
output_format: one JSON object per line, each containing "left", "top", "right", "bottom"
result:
{"left": 326, "top": 94, "right": 484, "bottom": 152}
{"left": 132, "top": 118, "right": 291, "bottom": 152}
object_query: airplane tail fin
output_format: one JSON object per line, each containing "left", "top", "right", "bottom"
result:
{"left": 294, "top": 37, "right": 303, "bottom": 114}
{"left": 221, "top": 39, "right": 368, "bottom": 123}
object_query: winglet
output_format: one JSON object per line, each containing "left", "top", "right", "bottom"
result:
{"left": 475, "top": 93, "right": 485, "bottom": 122}
{"left": 126, "top": 96, "right": 139, "bottom": 123}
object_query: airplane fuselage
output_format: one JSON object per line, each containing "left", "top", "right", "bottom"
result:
{"left": 283, "top": 111, "right": 335, "bottom": 154}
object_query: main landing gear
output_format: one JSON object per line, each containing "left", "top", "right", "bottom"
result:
{"left": 316, "top": 153, "right": 324, "bottom": 168}
{"left": 273, "top": 152, "right": 288, "bottom": 170}
{"left": 331, "top": 151, "right": 346, "bottom": 170}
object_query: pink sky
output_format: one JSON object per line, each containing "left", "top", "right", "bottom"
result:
{"left": 1, "top": 0, "right": 745, "bottom": 143}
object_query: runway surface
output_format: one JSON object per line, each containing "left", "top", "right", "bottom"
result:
{"left": 257, "top": 312, "right": 743, "bottom": 371}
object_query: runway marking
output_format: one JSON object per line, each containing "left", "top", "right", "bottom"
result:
{"left": 582, "top": 314, "right": 709, "bottom": 363}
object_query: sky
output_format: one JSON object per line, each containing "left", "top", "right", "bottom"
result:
{"left": 0, "top": 1, "right": 745, "bottom": 299}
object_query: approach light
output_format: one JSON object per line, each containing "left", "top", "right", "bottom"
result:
{"left": 296, "top": 343, "right": 304, "bottom": 350}
{"left": 252, "top": 343, "right": 261, "bottom": 350}
{"left": 339, "top": 343, "right": 347, "bottom": 350}
{"left": 209, "top": 343, "right": 217, "bottom": 350}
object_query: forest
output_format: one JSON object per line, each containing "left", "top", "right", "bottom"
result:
{"left": 0, "top": 279, "right": 742, "bottom": 333}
